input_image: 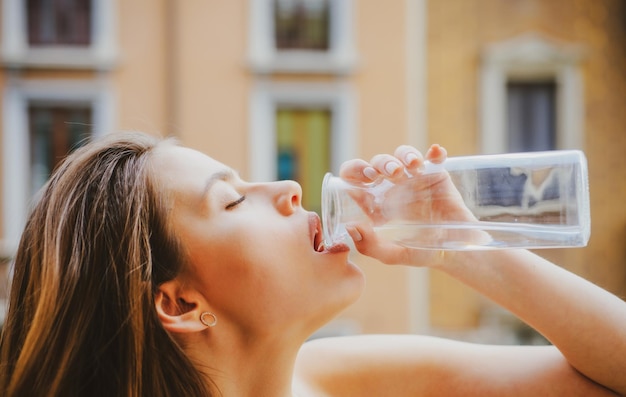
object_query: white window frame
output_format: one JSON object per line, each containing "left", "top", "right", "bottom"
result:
{"left": 248, "top": 81, "right": 356, "bottom": 182}
{"left": 1, "top": 0, "right": 117, "bottom": 70}
{"left": 480, "top": 33, "right": 585, "bottom": 154}
{"left": 405, "top": 0, "right": 430, "bottom": 335}
{"left": 248, "top": 0, "right": 357, "bottom": 74}
{"left": 2, "top": 76, "right": 115, "bottom": 252}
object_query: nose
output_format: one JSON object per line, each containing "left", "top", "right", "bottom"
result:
{"left": 272, "top": 180, "right": 302, "bottom": 215}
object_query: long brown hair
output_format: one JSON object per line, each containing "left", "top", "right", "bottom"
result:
{"left": 0, "top": 133, "right": 213, "bottom": 396}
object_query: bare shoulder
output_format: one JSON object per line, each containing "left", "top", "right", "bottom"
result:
{"left": 294, "top": 334, "right": 618, "bottom": 397}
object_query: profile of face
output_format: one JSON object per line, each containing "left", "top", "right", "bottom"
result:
{"left": 151, "top": 145, "right": 365, "bottom": 339}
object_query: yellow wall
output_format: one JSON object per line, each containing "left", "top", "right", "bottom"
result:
{"left": 427, "top": 0, "right": 626, "bottom": 330}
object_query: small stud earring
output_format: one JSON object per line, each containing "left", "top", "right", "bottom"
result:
{"left": 200, "top": 312, "right": 218, "bottom": 327}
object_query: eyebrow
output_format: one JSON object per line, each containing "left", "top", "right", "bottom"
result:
{"left": 200, "top": 169, "right": 237, "bottom": 203}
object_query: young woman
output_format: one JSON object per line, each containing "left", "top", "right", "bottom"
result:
{"left": 1, "top": 132, "right": 624, "bottom": 397}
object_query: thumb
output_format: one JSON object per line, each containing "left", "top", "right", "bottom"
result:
{"left": 346, "top": 224, "right": 411, "bottom": 265}
{"left": 346, "top": 224, "right": 446, "bottom": 267}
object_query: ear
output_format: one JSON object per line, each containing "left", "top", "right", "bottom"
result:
{"left": 155, "top": 279, "right": 210, "bottom": 333}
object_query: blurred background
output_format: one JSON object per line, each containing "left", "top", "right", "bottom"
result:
{"left": 0, "top": 0, "right": 625, "bottom": 344}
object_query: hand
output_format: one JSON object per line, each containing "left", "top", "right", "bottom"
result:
{"left": 338, "top": 144, "right": 476, "bottom": 266}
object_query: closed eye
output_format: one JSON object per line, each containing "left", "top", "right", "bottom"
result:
{"left": 225, "top": 195, "right": 246, "bottom": 210}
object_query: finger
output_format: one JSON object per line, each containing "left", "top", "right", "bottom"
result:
{"left": 426, "top": 144, "right": 447, "bottom": 164}
{"left": 347, "top": 223, "right": 448, "bottom": 267}
{"left": 339, "top": 159, "right": 379, "bottom": 183}
{"left": 369, "top": 154, "right": 404, "bottom": 178}
{"left": 346, "top": 223, "right": 409, "bottom": 265}
{"left": 394, "top": 145, "right": 425, "bottom": 169}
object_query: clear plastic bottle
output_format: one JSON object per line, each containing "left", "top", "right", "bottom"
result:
{"left": 321, "top": 150, "right": 590, "bottom": 250}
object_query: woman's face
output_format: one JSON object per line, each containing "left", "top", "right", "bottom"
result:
{"left": 151, "top": 145, "right": 364, "bottom": 337}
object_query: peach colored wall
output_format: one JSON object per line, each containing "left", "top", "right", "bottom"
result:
{"left": 116, "top": 1, "right": 251, "bottom": 175}
{"left": 354, "top": 1, "right": 412, "bottom": 158}
{"left": 336, "top": 1, "right": 416, "bottom": 334}
{"left": 116, "top": 0, "right": 168, "bottom": 135}
{"left": 174, "top": 0, "right": 251, "bottom": 175}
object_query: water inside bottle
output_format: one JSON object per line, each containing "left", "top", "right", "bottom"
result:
{"left": 373, "top": 222, "right": 586, "bottom": 250}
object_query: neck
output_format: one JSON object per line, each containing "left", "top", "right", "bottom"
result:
{"left": 185, "top": 327, "right": 306, "bottom": 397}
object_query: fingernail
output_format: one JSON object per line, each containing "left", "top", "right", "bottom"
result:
{"left": 346, "top": 226, "right": 362, "bottom": 242}
{"left": 384, "top": 161, "right": 400, "bottom": 176}
{"left": 363, "top": 167, "right": 378, "bottom": 181}
{"left": 404, "top": 152, "right": 419, "bottom": 165}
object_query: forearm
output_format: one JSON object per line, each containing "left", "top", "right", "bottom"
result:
{"left": 437, "top": 249, "right": 626, "bottom": 395}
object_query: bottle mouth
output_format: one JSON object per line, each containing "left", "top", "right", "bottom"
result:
{"left": 321, "top": 173, "right": 346, "bottom": 247}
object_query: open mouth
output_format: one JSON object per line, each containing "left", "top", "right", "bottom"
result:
{"left": 309, "top": 212, "right": 350, "bottom": 254}
{"left": 310, "top": 212, "right": 325, "bottom": 252}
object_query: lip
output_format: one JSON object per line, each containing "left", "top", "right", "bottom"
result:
{"left": 308, "top": 212, "right": 350, "bottom": 254}
{"left": 325, "top": 242, "right": 350, "bottom": 253}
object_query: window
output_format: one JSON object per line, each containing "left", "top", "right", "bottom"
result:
{"left": 477, "top": 81, "right": 559, "bottom": 211}
{"left": 248, "top": 0, "right": 355, "bottom": 73}
{"left": 249, "top": 81, "right": 355, "bottom": 185}
{"left": 274, "top": 0, "right": 329, "bottom": 51}
{"left": 28, "top": 104, "right": 92, "bottom": 194}
{"left": 27, "top": 0, "right": 91, "bottom": 46}
{"left": 2, "top": 78, "right": 114, "bottom": 250}
{"left": 276, "top": 108, "right": 331, "bottom": 213}
{"left": 1, "top": 0, "right": 116, "bottom": 69}
{"left": 480, "top": 33, "right": 584, "bottom": 154}
{"left": 506, "top": 81, "right": 556, "bottom": 152}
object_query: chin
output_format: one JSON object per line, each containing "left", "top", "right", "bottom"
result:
{"left": 333, "top": 267, "right": 366, "bottom": 314}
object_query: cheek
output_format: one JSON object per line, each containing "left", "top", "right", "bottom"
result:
{"left": 188, "top": 228, "right": 296, "bottom": 304}
{"left": 176, "top": 212, "right": 311, "bottom": 318}
{"left": 196, "top": 246, "right": 305, "bottom": 330}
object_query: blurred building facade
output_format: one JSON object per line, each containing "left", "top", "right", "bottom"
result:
{"left": 1, "top": 0, "right": 625, "bottom": 342}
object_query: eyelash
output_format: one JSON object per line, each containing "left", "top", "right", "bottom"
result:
{"left": 225, "top": 195, "right": 246, "bottom": 210}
